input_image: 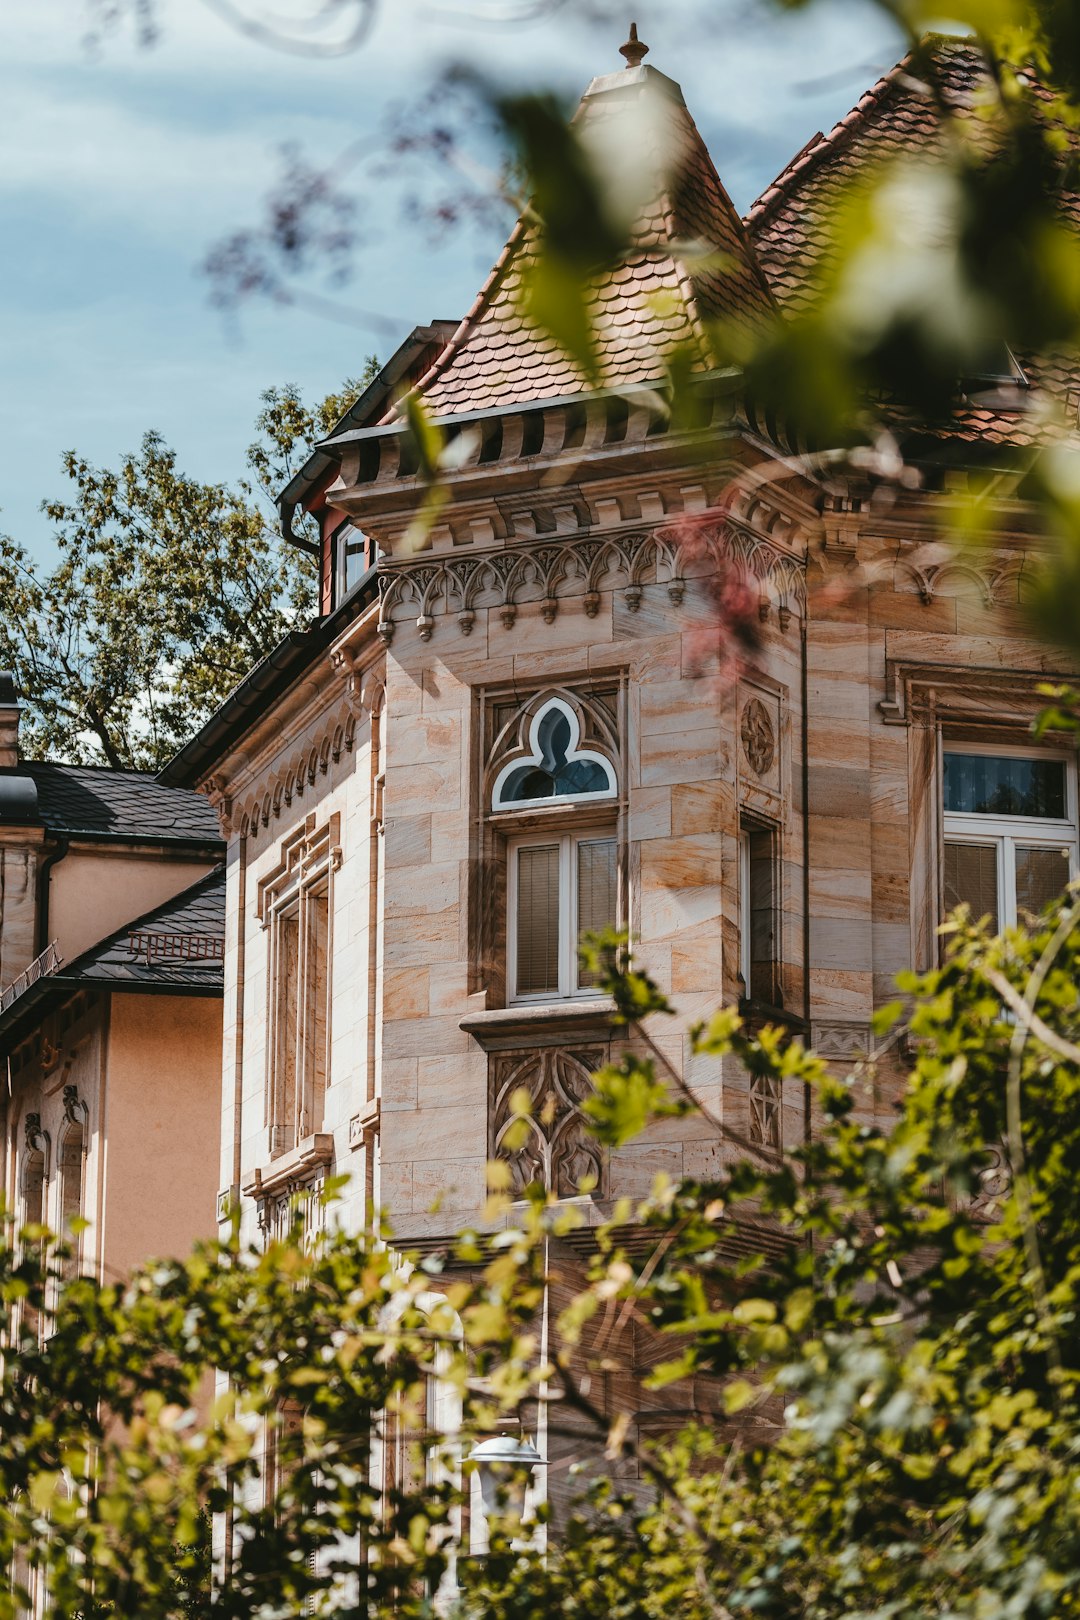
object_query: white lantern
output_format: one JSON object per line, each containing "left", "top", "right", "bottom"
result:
{"left": 468, "top": 1433, "right": 547, "bottom": 1520}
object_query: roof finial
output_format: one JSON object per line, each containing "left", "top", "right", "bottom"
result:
{"left": 619, "top": 21, "right": 649, "bottom": 69}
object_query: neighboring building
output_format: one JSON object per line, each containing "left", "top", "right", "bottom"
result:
{"left": 0, "top": 678, "right": 225, "bottom": 1291}
{"left": 161, "top": 36, "right": 1080, "bottom": 1517}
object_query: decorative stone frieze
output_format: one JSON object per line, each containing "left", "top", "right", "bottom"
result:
{"left": 375, "top": 520, "right": 806, "bottom": 642}
{"left": 232, "top": 712, "right": 359, "bottom": 843}
{"left": 488, "top": 1045, "right": 608, "bottom": 1198}
{"left": 810, "top": 1021, "right": 874, "bottom": 1061}
{"left": 895, "top": 549, "right": 1032, "bottom": 607}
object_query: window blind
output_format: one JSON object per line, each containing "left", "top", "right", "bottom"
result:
{"left": 516, "top": 843, "right": 561, "bottom": 996}
{"left": 576, "top": 837, "right": 617, "bottom": 987}
{"left": 1015, "top": 844, "right": 1069, "bottom": 923}
{"left": 944, "top": 842, "right": 999, "bottom": 931}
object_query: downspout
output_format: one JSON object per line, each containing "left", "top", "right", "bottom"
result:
{"left": 35, "top": 834, "right": 70, "bottom": 955}
{"left": 800, "top": 601, "right": 812, "bottom": 1152}
{"left": 223, "top": 830, "right": 247, "bottom": 1588}
{"left": 365, "top": 701, "right": 384, "bottom": 1216}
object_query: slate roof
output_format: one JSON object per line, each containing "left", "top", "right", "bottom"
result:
{"left": 399, "top": 63, "right": 776, "bottom": 419}
{"left": 65, "top": 863, "right": 226, "bottom": 992}
{"left": 10, "top": 762, "right": 221, "bottom": 843}
{"left": 745, "top": 39, "right": 1080, "bottom": 451}
{"left": 0, "top": 864, "right": 225, "bottom": 1049}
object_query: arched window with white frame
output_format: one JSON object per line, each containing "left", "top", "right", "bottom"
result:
{"left": 489, "top": 695, "right": 621, "bottom": 1004}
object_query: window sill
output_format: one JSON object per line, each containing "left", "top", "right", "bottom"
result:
{"left": 738, "top": 999, "right": 809, "bottom": 1040}
{"left": 242, "top": 1133, "right": 334, "bottom": 1200}
{"left": 460, "top": 999, "right": 619, "bottom": 1050}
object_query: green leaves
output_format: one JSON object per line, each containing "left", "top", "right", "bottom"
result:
{"left": 0, "top": 379, "right": 367, "bottom": 768}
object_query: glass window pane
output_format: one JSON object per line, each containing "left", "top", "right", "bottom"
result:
{"left": 516, "top": 844, "right": 561, "bottom": 996}
{"left": 944, "top": 841, "right": 999, "bottom": 931}
{"left": 943, "top": 753, "right": 1065, "bottom": 818}
{"left": 1015, "top": 844, "right": 1070, "bottom": 924}
{"left": 576, "top": 838, "right": 617, "bottom": 988}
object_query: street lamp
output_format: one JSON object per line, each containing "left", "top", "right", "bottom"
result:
{"left": 468, "top": 1432, "right": 547, "bottom": 1521}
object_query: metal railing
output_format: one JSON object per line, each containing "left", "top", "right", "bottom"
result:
{"left": 0, "top": 940, "right": 63, "bottom": 1015}
{"left": 126, "top": 931, "right": 225, "bottom": 966}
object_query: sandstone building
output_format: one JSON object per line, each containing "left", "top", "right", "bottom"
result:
{"left": 150, "top": 34, "right": 1079, "bottom": 1512}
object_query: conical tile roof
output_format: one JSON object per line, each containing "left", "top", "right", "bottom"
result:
{"left": 396, "top": 58, "right": 777, "bottom": 419}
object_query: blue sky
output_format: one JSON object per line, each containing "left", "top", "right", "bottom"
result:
{"left": 0, "top": 0, "right": 902, "bottom": 561}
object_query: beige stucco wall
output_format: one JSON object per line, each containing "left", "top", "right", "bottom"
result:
{"left": 101, "top": 993, "right": 222, "bottom": 1277}
{"left": 49, "top": 850, "right": 218, "bottom": 966}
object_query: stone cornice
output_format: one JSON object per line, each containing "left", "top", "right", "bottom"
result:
{"left": 879, "top": 658, "right": 1079, "bottom": 726}
{"left": 201, "top": 618, "right": 385, "bottom": 842}
{"left": 376, "top": 516, "right": 808, "bottom": 644}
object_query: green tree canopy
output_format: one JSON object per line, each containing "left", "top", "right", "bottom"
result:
{"left": 6, "top": 896, "right": 1080, "bottom": 1616}
{"left": 0, "top": 370, "right": 375, "bottom": 772}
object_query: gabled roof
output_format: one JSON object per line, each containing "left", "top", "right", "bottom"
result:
{"left": 399, "top": 59, "right": 776, "bottom": 419}
{"left": 1, "top": 761, "right": 223, "bottom": 844}
{"left": 0, "top": 864, "right": 225, "bottom": 1050}
{"left": 745, "top": 38, "right": 1080, "bottom": 450}
{"left": 66, "top": 863, "right": 225, "bottom": 992}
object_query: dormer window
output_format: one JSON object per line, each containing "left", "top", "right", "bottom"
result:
{"left": 332, "top": 522, "right": 371, "bottom": 607}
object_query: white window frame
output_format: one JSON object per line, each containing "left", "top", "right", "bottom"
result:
{"left": 507, "top": 828, "right": 617, "bottom": 1003}
{"left": 491, "top": 697, "right": 617, "bottom": 812}
{"left": 333, "top": 521, "right": 371, "bottom": 607}
{"left": 943, "top": 742, "right": 1078, "bottom": 928}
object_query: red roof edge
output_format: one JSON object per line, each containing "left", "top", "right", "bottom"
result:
{"left": 745, "top": 49, "right": 913, "bottom": 228}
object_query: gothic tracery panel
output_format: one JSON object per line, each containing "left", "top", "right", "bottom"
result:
{"left": 488, "top": 1045, "right": 607, "bottom": 1198}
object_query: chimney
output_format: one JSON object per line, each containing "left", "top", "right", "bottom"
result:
{"left": 0, "top": 673, "right": 21, "bottom": 769}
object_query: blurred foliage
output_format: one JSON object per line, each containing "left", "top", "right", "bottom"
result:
{"left": 0, "top": 372, "right": 375, "bottom": 769}
{"left": 10, "top": 897, "right": 1080, "bottom": 1614}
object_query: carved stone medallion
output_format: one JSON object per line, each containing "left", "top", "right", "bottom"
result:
{"left": 740, "top": 698, "right": 775, "bottom": 777}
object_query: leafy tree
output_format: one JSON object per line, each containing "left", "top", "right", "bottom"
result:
{"left": 0, "top": 372, "right": 373, "bottom": 771}
{"left": 7, "top": 895, "right": 1080, "bottom": 1616}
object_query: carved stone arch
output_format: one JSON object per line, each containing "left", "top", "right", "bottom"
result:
{"left": 261, "top": 791, "right": 273, "bottom": 829}
{"left": 489, "top": 690, "right": 619, "bottom": 811}
{"left": 306, "top": 748, "right": 319, "bottom": 787}
{"left": 318, "top": 737, "right": 332, "bottom": 775}
{"left": 240, "top": 809, "right": 253, "bottom": 839}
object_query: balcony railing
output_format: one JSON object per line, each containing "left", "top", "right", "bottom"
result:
{"left": 0, "top": 940, "right": 63, "bottom": 1015}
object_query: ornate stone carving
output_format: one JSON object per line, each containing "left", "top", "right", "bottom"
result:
{"left": 62, "top": 1084, "right": 87, "bottom": 1126}
{"left": 748, "top": 1071, "right": 782, "bottom": 1151}
{"left": 810, "top": 1021, "right": 873, "bottom": 1060}
{"left": 24, "top": 1113, "right": 45, "bottom": 1153}
{"left": 895, "top": 549, "right": 1030, "bottom": 608}
{"left": 489, "top": 1046, "right": 607, "bottom": 1198}
{"left": 740, "top": 698, "right": 775, "bottom": 777}
{"left": 376, "top": 521, "right": 805, "bottom": 642}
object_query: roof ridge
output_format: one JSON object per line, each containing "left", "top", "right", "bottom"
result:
{"left": 384, "top": 218, "right": 531, "bottom": 423}
{"left": 745, "top": 51, "right": 912, "bottom": 228}
{"left": 667, "top": 97, "right": 777, "bottom": 348}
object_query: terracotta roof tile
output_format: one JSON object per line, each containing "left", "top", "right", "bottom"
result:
{"left": 396, "top": 65, "right": 776, "bottom": 420}
{"left": 745, "top": 39, "right": 1080, "bottom": 451}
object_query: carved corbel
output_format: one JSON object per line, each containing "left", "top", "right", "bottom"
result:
{"left": 24, "top": 1113, "right": 46, "bottom": 1154}
{"left": 821, "top": 492, "right": 865, "bottom": 566}
{"left": 204, "top": 776, "right": 235, "bottom": 840}
{"left": 330, "top": 645, "right": 367, "bottom": 719}
{"left": 62, "top": 1084, "right": 87, "bottom": 1127}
